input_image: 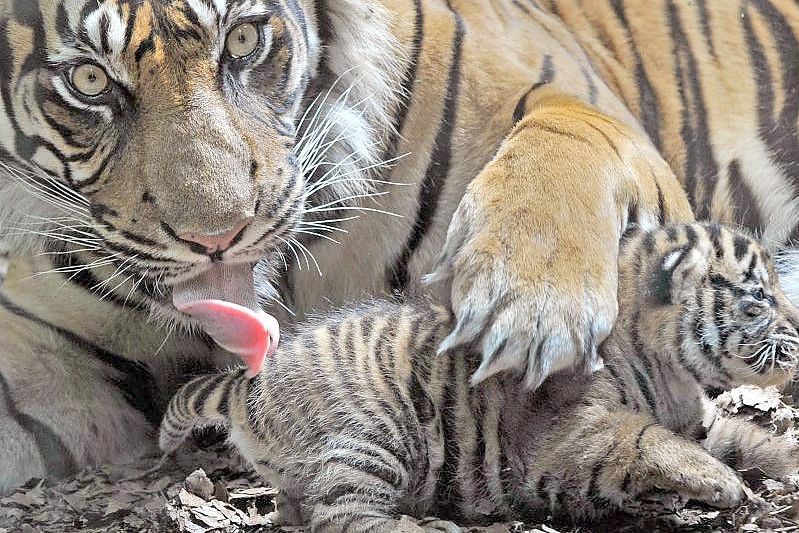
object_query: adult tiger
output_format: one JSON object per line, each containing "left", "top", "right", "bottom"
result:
{"left": 0, "top": 0, "right": 794, "bottom": 493}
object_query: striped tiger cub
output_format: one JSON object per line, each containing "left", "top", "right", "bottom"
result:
{"left": 160, "top": 222, "right": 799, "bottom": 532}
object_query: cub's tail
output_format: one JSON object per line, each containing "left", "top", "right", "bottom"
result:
{"left": 159, "top": 369, "right": 249, "bottom": 454}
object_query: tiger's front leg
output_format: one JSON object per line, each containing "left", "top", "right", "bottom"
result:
{"left": 429, "top": 94, "right": 693, "bottom": 388}
{"left": 0, "top": 335, "right": 157, "bottom": 493}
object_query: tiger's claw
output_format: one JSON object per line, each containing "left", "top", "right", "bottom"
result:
{"left": 427, "top": 195, "right": 617, "bottom": 389}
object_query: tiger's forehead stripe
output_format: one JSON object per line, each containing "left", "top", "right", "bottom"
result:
{"left": 163, "top": 5, "right": 196, "bottom": 34}
{"left": 83, "top": 2, "right": 128, "bottom": 57}
{"left": 128, "top": 2, "right": 155, "bottom": 60}
{"left": 64, "top": 0, "right": 237, "bottom": 68}
{"left": 29, "top": 0, "right": 285, "bottom": 76}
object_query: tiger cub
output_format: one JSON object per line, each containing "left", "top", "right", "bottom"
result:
{"left": 160, "top": 222, "right": 799, "bottom": 532}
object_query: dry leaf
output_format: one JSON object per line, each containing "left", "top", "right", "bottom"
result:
{"left": 228, "top": 487, "right": 278, "bottom": 499}
{"left": 177, "top": 488, "right": 207, "bottom": 508}
{"left": 3, "top": 486, "right": 46, "bottom": 508}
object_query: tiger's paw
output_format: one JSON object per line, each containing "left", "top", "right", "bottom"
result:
{"left": 426, "top": 198, "right": 617, "bottom": 389}
{"left": 672, "top": 463, "right": 748, "bottom": 508}
{"left": 645, "top": 445, "right": 749, "bottom": 508}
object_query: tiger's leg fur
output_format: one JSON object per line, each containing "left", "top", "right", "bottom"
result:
{"left": 530, "top": 407, "right": 746, "bottom": 517}
{"left": 0, "top": 408, "right": 47, "bottom": 492}
{"left": 307, "top": 456, "right": 460, "bottom": 533}
{"left": 0, "top": 361, "right": 155, "bottom": 494}
{"left": 704, "top": 412, "right": 799, "bottom": 481}
{"left": 264, "top": 492, "right": 305, "bottom": 527}
{"left": 0, "top": 308, "right": 156, "bottom": 493}
{"left": 430, "top": 93, "right": 694, "bottom": 389}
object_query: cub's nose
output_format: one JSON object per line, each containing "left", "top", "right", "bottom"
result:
{"left": 179, "top": 218, "right": 253, "bottom": 254}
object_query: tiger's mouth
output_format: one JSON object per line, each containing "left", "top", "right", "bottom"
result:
{"left": 171, "top": 262, "right": 280, "bottom": 376}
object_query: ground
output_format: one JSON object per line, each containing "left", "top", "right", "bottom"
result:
{"left": 2, "top": 386, "right": 799, "bottom": 533}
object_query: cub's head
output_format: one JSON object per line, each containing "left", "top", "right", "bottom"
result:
{"left": 0, "top": 1, "right": 402, "bottom": 329}
{"left": 619, "top": 223, "right": 799, "bottom": 389}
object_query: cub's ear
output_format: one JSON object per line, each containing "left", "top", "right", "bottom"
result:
{"left": 652, "top": 245, "right": 710, "bottom": 304}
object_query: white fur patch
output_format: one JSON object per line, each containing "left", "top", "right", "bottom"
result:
{"left": 0, "top": 242, "right": 9, "bottom": 284}
{"left": 295, "top": 0, "right": 406, "bottom": 206}
{"left": 211, "top": 0, "right": 229, "bottom": 17}
{"left": 83, "top": 3, "right": 128, "bottom": 56}
{"left": 187, "top": 0, "right": 219, "bottom": 28}
{"left": 662, "top": 249, "right": 685, "bottom": 271}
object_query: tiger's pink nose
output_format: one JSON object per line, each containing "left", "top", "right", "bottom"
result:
{"left": 180, "top": 218, "right": 252, "bottom": 254}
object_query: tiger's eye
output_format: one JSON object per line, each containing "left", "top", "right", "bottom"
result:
{"left": 226, "top": 23, "right": 260, "bottom": 58}
{"left": 71, "top": 63, "right": 109, "bottom": 97}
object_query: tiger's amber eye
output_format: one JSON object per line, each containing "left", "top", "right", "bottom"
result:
{"left": 71, "top": 63, "right": 109, "bottom": 97}
{"left": 226, "top": 23, "right": 259, "bottom": 58}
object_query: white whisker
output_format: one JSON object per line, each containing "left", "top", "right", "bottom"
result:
{"left": 92, "top": 255, "right": 138, "bottom": 296}
{"left": 275, "top": 248, "right": 288, "bottom": 271}
{"left": 38, "top": 247, "right": 101, "bottom": 256}
{"left": 308, "top": 205, "right": 403, "bottom": 218}
{"left": 154, "top": 324, "right": 175, "bottom": 357}
{"left": 124, "top": 273, "right": 146, "bottom": 308}
{"left": 0, "top": 160, "right": 90, "bottom": 219}
{"left": 279, "top": 237, "right": 303, "bottom": 271}
{"left": 307, "top": 190, "right": 392, "bottom": 212}
{"left": 297, "top": 222, "right": 349, "bottom": 234}
{"left": 290, "top": 237, "right": 322, "bottom": 276}
{"left": 100, "top": 273, "right": 135, "bottom": 303}
{"left": 266, "top": 294, "right": 295, "bottom": 317}
{"left": 293, "top": 229, "right": 341, "bottom": 245}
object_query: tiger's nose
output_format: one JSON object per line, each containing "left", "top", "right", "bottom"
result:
{"left": 179, "top": 218, "right": 253, "bottom": 254}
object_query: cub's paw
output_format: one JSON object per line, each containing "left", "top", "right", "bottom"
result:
{"left": 652, "top": 451, "right": 748, "bottom": 508}
{"left": 679, "top": 467, "right": 748, "bottom": 508}
{"left": 426, "top": 197, "right": 617, "bottom": 389}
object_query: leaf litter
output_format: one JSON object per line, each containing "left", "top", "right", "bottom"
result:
{"left": 2, "top": 385, "right": 799, "bottom": 532}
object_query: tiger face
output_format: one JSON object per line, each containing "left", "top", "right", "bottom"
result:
{"left": 701, "top": 236, "right": 799, "bottom": 387}
{"left": 3, "top": 0, "right": 318, "bottom": 264}
{"left": 0, "top": 0, "right": 398, "bottom": 336}
{"left": 626, "top": 223, "right": 799, "bottom": 389}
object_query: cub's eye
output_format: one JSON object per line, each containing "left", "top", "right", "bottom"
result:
{"left": 71, "top": 63, "right": 109, "bottom": 97}
{"left": 226, "top": 22, "right": 260, "bottom": 59}
{"left": 753, "top": 288, "right": 765, "bottom": 301}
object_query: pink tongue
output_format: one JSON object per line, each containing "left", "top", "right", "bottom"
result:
{"left": 172, "top": 264, "right": 279, "bottom": 377}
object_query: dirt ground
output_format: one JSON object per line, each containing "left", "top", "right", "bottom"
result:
{"left": 2, "top": 386, "right": 799, "bottom": 533}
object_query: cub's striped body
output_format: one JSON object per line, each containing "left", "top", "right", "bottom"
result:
{"left": 161, "top": 223, "right": 799, "bottom": 531}
{"left": 3, "top": 0, "right": 799, "bottom": 493}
